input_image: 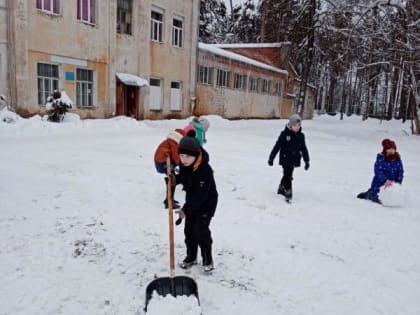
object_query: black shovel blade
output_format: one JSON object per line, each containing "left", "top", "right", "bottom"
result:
{"left": 144, "top": 276, "right": 199, "bottom": 311}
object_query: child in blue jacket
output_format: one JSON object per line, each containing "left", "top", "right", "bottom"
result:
{"left": 357, "top": 138, "right": 404, "bottom": 204}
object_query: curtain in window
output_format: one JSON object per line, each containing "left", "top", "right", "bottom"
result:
{"left": 90, "top": 0, "right": 96, "bottom": 23}
{"left": 53, "top": 0, "right": 60, "bottom": 14}
{"left": 44, "top": 0, "right": 51, "bottom": 11}
{"left": 77, "top": 0, "right": 96, "bottom": 23}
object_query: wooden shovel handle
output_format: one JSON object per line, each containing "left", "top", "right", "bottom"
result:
{"left": 166, "top": 155, "right": 175, "bottom": 278}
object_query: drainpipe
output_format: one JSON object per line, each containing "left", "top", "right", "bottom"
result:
{"left": 6, "top": 0, "right": 16, "bottom": 110}
{"left": 189, "top": 0, "right": 199, "bottom": 116}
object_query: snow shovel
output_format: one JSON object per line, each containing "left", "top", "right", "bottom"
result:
{"left": 144, "top": 156, "right": 200, "bottom": 312}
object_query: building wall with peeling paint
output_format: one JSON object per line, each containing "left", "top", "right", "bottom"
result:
{"left": 8, "top": 0, "right": 199, "bottom": 119}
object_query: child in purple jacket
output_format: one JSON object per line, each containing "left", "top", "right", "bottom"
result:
{"left": 357, "top": 139, "right": 404, "bottom": 204}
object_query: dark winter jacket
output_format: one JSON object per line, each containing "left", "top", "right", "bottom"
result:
{"left": 269, "top": 125, "right": 310, "bottom": 167}
{"left": 370, "top": 153, "right": 404, "bottom": 193}
{"left": 176, "top": 148, "right": 218, "bottom": 217}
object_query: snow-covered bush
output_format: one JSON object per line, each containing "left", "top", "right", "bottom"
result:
{"left": 46, "top": 90, "right": 73, "bottom": 123}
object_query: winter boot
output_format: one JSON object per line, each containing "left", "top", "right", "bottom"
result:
{"left": 202, "top": 245, "right": 214, "bottom": 273}
{"left": 284, "top": 188, "right": 292, "bottom": 200}
{"left": 179, "top": 255, "right": 197, "bottom": 269}
{"left": 277, "top": 185, "right": 286, "bottom": 196}
{"left": 367, "top": 191, "right": 382, "bottom": 204}
{"left": 357, "top": 191, "right": 368, "bottom": 199}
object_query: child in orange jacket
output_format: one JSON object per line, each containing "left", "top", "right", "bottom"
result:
{"left": 154, "top": 129, "right": 184, "bottom": 209}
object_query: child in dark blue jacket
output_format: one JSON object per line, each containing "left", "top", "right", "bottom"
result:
{"left": 268, "top": 115, "right": 310, "bottom": 200}
{"left": 357, "top": 138, "right": 404, "bottom": 204}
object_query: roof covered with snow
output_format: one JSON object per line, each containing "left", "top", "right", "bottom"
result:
{"left": 199, "top": 43, "right": 288, "bottom": 76}
{"left": 213, "top": 42, "right": 291, "bottom": 49}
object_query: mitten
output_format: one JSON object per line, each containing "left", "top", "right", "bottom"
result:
{"left": 304, "top": 162, "right": 310, "bottom": 170}
{"left": 268, "top": 160, "right": 273, "bottom": 166}
{"left": 175, "top": 209, "right": 185, "bottom": 225}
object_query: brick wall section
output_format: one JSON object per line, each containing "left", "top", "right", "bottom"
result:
{"left": 221, "top": 47, "right": 282, "bottom": 68}
{"left": 196, "top": 50, "right": 290, "bottom": 119}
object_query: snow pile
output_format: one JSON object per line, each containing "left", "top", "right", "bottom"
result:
{"left": 380, "top": 183, "right": 407, "bottom": 207}
{"left": 0, "top": 108, "right": 20, "bottom": 123}
{"left": 62, "top": 112, "right": 81, "bottom": 122}
{"left": 0, "top": 115, "right": 419, "bottom": 315}
{"left": 146, "top": 292, "right": 201, "bottom": 315}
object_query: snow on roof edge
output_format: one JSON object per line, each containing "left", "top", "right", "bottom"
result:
{"left": 116, "top": 72, "right": 148, "bottom": 87}
{"left": 199, "top": 43, "right": 288, "bottom": 76}
{"left": 213, "top": 42, "right": 291, "bottom": 49}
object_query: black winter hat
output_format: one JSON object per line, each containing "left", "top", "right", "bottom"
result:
{"left": 178, "top": 136, "right": 201, "bottom": 157}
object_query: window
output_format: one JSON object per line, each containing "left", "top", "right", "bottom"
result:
{"left": 36, "top": 0, "right": 60, "bottom": 14}
{"left": 262, "top": 79, "right": 271, "bottom": 94}
{"left": 37, "top": 63, "right": 59, "bottom": 105}
{"left": 77, "top": 0, "right": 96, "bottom": 25}
{"left": 117, "top": 0, "right": 132, "bottom": 35}
{"left": 249, "top": 77, "right": 259, "bottom": 93}
{"left": 76, "top": 69, "right": 94, "bottom": 107}
{"left": 198, "top": 66, "right": 213, "bottom": 85}
{"left": 170, "top": 81, "right": 181, "bottom": 111}
{"left": 216, "top": 69, "right": 230, "bottom": 88}
{"left": 273, "top": 82, "right": 280, "bottom": 95}
{"left": 172, "top": 16, "right": 183, "bottom": 47}
{"left": 150, "top": 8, "right": 163, "bottom": 42}
{"left": 149, "top": 78, "right": 162, "bottom": 110}
{"left": 234, "top": 73, "right": 247, "bottom": 90}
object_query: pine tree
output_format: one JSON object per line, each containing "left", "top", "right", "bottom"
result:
{"left": 199, "top": 0, "right": 228, "bottom": 43}
{"left": 230, "top": 0, "right": 260, "bottom": 43}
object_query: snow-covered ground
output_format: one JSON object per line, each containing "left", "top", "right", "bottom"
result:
{"left": 1, "top": 112, "right": 419, "bottom": 315}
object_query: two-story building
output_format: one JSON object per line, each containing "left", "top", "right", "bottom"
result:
{"left": 3, "top": 0, "right": 199, "bottom": 119}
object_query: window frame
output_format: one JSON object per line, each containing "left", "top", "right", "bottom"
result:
{"left": 149, "top": 78, "right": 162, "bottom": 110}
{"left": 198, "top": 65, "right": 213, "bottom": 85}
{"left": 170, "top": 81, "right": 182, "bottom": 111}
{"left": 77, "top": 0, "right": 96, "bottom": 25}
{"left": 234, "top": 73, "right": 247, "bottom": 90}
{"left": 262, "top": 79, "right": 271, "bottom": 94}
{"left": 273, "top": 81, "right": 280, "bottom": 95}
{"left": 117, "top": 0, "right": 133, "bottom": 35}
{"left": 76, "top": 68, "right": 95, "bottom": 108}
{"left": 172, "top": 16, "right": 183, "bottom": 48}
{"left": 37, "top": 62, "right": 60, "bottom": 106}
{"left": 216, "top": 69, "right": 230, "bottom": 88}
{"left": 150, "top": 7, "right": 164, "bottom": 43}
{"left": 36, "top": 0, "right": 61, "bottom": 15}
{"left": 249, "top": 77, "right": 260, "bottom": 93}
